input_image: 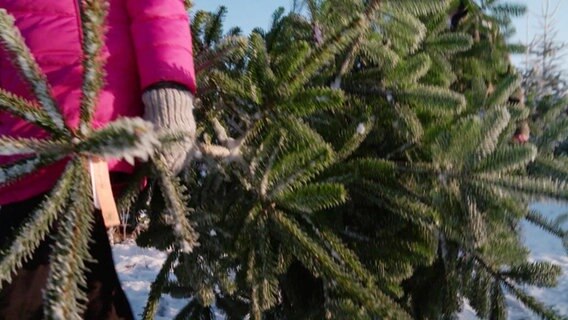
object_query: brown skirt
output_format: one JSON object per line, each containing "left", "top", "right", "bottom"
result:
{"left": 0, "top": 195, "right": 134, "bottom": 320}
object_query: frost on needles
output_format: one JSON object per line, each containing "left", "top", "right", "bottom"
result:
{"left": 137, "top": 1, "right": 567, "bottom": 319}
{"left": 0, "top": 1, "right": 197, "bottom": 319}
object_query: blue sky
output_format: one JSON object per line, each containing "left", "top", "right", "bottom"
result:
{"left": 511, "top": 0, "right": 568, "bottom": 67}
{"left": 515, "top": 0, "right": 568, "bottom": 44}
{"left": 193, "top": 0, "right": 290, "bottom": 33}
{"left": 193, "top": 0, "right": 568, "bottom": 68}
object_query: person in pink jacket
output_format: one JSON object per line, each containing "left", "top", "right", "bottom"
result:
{"left": 0, "top": 0, "right": 196, "bottom": 318}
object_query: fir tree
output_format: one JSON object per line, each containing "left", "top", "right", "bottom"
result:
{"left": 0, "top": 1, "right": 196, "bottom": 318}
{"left": 517, "top": 0, "right": 568, "bottom": 249}
{"left": 521, "top": 0, "right": 567, "bottom": 101}
{"left": 136, "top": 1, "right": 568, "bottom": 319}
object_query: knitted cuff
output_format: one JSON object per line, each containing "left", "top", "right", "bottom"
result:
{"left": 142, "top": 87, "right": 195, "bottom": 132}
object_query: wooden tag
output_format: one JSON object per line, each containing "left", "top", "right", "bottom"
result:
{"left": 89, "top": 157, "right": 121, "bottom": 227}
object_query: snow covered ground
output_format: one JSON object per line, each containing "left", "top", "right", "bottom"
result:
{"left": 460, "top": 201, "right": 568, "bottom": 319}
{"left": 510, "top": 202, "right": 568, "bottom": 318}
{"left": 113, "top": 244, "right": 186, "bottom": 319}
{"left": 113, "top": 201, "right": 568, "bottom": 320}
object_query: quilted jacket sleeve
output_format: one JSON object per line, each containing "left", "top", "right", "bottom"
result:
{"left": 127, "top": 0, "right": 196, "bottom": 93}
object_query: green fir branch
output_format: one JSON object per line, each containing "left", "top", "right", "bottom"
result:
{"left": 425, "top": 33, "right": 473, "bottom": 55}
{"left": 0, "top": 89, "right": 66, "bottom": 136}
{"left": 502, "top": 261, "right": 562, "bottom": 288}
{"left": 530, "top": 157, "right": 568, "bottom": 183}
{"left": 473, "top": 144, "right": 537, "bottom": 173}
{"left": 537, "top": 118, "right": 568, "bottom": 152}
{"left": 142, "top": 251, "right": 179, "bottom": 320}
{"left": 525, "top": 210, "right": 568, "bottom": 251}
{"left": 503, "top": 282, "right": 565, "bottom": 320}
{"left": 474, "top": 255, "right": 563, "bottom": 320}
{"left": 383, "top": 0, "right": 450, "bottom": 17}
{"left": 0, "top": 9, "right": 68, "bottom": 134}
{"left": 78, "top": 0, "right": 108, "bottom": 129}
{"left": 153, "top": 157, "right": 199, "bottom": 253}
{"left": 44, "top": 160, "right": 94, "bottom": 320}
{"left": 384, "top": 53, "right": 431, "bottom": 86}
{"left": 116, "top": 163, "right": 151, "bottom": 214}
{"left": 282, "top": 0, "right": 383, "bottom": 95}
{"left": 0, "top": 154, "right": 64, "bottom": 187}
{"left": 378, "top": 6, "right": 426, "bottom": 54}
{"left": 272, "top": 211, "right": 412, "bottom": 319}
{"left": 78, "top": 117, "right": 160, "bottom": 164}
{"left": 359, "top": 35, "right": 399, "bottom": 68}
{"left": 276, "top": 182, "right": 348, "bottom": 214}
{"left": 475, "top": 174, "right": 568, "bottom": 202}
{"left": 0, "top": 161, "right": 75, "bottom": 287}
{"left": 336, "top": 117, "right": 374, "bottom": 160}
{"left": 0, "top": 136, "right": 69, "bottom": 157}
{"left": 473, "top": 106, "right": 511, "bottom": 161}
{"left": 489, "top": 281, "right": 507, "bottom": 320}
{"left": 399, "top": 85, "right": 466, "bottom": 116}
{"left": 264, "top": 118, "right": 336, "bottom": 198}
{"left": 195, "top": 35, "right": 247, "bottom": 74}
{"left": 280, "top": 87, "right": 345, "bottom": 117}
{"left": 485, "top": 74, "right": 521, "bottom": 107}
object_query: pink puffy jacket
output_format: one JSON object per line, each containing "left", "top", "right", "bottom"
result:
{"left": 0, "top": 0, "right": 196, "bottom": 205}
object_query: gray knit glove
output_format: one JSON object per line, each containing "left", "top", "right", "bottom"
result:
{"left": 142, "top": 87, "right": 196, "bottom": 173}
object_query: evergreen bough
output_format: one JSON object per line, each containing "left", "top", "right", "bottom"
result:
{"left": 135, "top": 1, "right": 568, "bottom": 319}
{"left": 0, "top": 1, "right": 196, "bottom": 318}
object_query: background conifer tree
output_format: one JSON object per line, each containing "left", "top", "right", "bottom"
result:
{"left": 0, "top": 1, "right": 197, "bottom": 318}
{"left": 516, "top": 0, "right": 568, "bottom": 250}
{"left": 521, "top": 0, "right": 567, "bottom": 101}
